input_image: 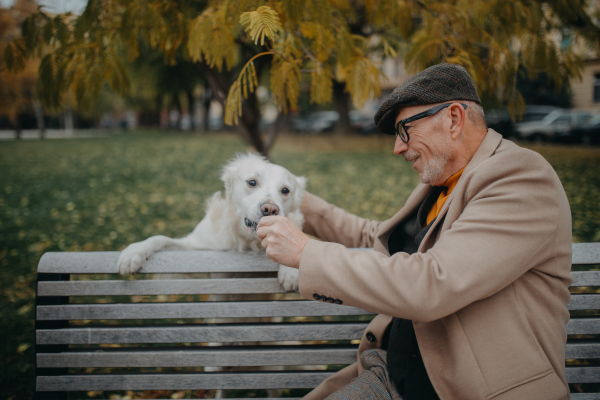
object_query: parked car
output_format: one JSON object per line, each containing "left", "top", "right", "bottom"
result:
{"left": 519, "top": 105, "right": 563, "bottom": 123}
{"left": 349, "top": 110, "right": 377, "bottom": 134}
{"left": 514, "top": 110, "right": 594, "bottom": 142}
{"left": 485, "top": 105, "right": 562, "bottom": 139}
{"left": 570, "top": 114, "right": 600, "bottom": 145}
{"left": 293, "top": 111, "right": 339, "bottom": 133}
{"left": 485, "top": 109, "right": 514, "bottom": 137}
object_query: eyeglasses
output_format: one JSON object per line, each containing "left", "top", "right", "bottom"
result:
{"left": 395, "top": 103, "right": 468, "bottom": 143}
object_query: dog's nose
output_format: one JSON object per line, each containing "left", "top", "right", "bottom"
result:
{"left": 261, "top": 203, "right": 279, "bottom": 216}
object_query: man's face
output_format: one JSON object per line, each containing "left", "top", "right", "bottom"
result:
{"left": 393, "top": 104, "right": 452, "bottom": 186}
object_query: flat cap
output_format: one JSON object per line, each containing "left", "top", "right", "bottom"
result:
{"left": 374, "top": 63, "right": 481, "bottom": 135}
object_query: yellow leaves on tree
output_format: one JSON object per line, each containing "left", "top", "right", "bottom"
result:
{"left": 187, "top": 8, "right": 235, "bottom": 71}
{"left": 239, "top": 6, "right": 282, "bottom": 46}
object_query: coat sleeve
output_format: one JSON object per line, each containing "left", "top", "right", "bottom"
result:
{"left": 299, "top": 151, "right": 571, "bottom": 322}
{"left": 300, "top": 192, "right": 382, "bottom": 248}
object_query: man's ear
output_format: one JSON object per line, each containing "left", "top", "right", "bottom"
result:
{"left": 449, "top": 103, "right": 466, "bottom": 140}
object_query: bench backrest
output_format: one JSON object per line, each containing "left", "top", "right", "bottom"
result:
{"left": 35, "top": 243, "right": 600, "bottom": 399}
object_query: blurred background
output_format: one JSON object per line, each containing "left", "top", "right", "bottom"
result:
{"left": 1, "top": 0, "right": 600, "bottom": 398}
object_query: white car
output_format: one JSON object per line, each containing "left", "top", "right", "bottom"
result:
{"left": 515, "top": 110, "right": 593, "bottom": 141}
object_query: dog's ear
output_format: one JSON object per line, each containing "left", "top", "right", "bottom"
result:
{"left": 220, "top": 161, "right": 238, "bottom": 200}
{"left": 292, "top": 175, "right": 307, "bottom": 210}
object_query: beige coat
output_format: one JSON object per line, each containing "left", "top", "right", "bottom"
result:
{"left": 299, "top": 130, "right": 572, "bottom": 400}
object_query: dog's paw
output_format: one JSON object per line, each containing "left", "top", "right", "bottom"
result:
{"left": 117, "top": 242, "right": 150, "bottom": 276}
{"left": 278, "top": 265, "right": 299, "bottom": 292}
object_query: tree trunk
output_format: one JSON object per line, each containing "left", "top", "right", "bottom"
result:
{"left": 172, "top": 92, "right": 182, "bottom": 131}
{"left": 202, "top": 86, "right": 212, "bottom": 132}
{"left": 265, "top": 112, "right": 293, "bottom": 153}
{"left": 64, "top": 108, "right": 74, "bottom": 138}
{"left": 34, "top": 100, "right": 46, "bottom": 139}
{"left": 186, "top": 89, "right": 196, "bottom": 131}
{"left": 197, "top": 62, "right": 267, "bottom": 156}
{"left": 333, "top": 81, "right": 351, "bottom": 136}
{"left": 14, "top": 116, "right": 21, "bottom": 140}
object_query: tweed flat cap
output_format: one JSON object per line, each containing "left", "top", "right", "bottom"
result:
{"left": 374, "top": 63, "right": 481, "bottom": 135}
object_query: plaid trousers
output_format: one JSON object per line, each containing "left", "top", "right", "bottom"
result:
{"left": 325, "top": 349, "right": 403, "bottom": 400}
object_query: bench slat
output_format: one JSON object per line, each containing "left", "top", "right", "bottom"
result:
{"left": 570, "top": 395, "right": 600, "bottom": 400}
{"left": 573, "top": 243, "right": 600, "bottom": 265}
{"left": 572, "top": 271, "right": 600, "bottom": 287}
{"left": 34, "top": 296, "right": 600, "bottom": 319}
{"left": 569, "top": 295, "right": 600, "bottom": 310}
{"left": 37, "top": 278, "right": 288, "bottom": 297}
{"left": 37, "top": 301, "right": 375, "bottom": 320}
{"left": 565, "top": 342, "right": 600, "bottom": 359}
{"left": 37, "top": 342, "right": 600, "bottom": 368}
{"left": 38, "top": 251, "right": 279, "bottom": 274}
{"left": 37, "top": 243, "right": 600, "bottom": 275}
{"left": 36, "top": 371, "right": 336, "bottom": 391}
{"left": 568, "top": 318, "right": 600, "bottom": 335}
{"left": 567, "top": 366, "right": 600, "bottom": 383}
{"left": 37, "top": 346, "right": 358, "bottom": 368}
{"left": 33, "top": 367, "right": 600, "bottom": 391}
{"left": 37, "top": 272, "right": 600, "bottom": 297}
{"left": 36, "top": 322, "right": 369, "bottom": 344}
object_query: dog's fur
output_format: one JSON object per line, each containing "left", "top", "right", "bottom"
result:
{"left": 117, "top": 152, "right": 306, "bottom": 291}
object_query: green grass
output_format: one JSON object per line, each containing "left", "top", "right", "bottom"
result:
{"left": 1, "top": 131, "right": 599, "bottom": 399}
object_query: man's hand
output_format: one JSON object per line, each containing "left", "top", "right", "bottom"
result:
{"left": 257, "top": 216, "right": 310, "bottom": 269}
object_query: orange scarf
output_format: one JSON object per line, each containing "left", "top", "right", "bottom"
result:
{"left": 425, "top": 166, "right": 466, "bottom": 226}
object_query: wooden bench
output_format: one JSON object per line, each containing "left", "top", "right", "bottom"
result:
{"left": 35, "top": 244, "right": 600, "bottom": 399}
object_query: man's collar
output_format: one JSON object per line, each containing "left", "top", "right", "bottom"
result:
{"left": 461, "top": 129, "right": 503, "bottom": 178}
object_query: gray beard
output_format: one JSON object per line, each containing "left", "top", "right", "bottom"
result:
{"left": 404, "top": 130, "right": 451, "bottom": 185}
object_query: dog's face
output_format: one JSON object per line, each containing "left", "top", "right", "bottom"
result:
{"left": 221, "top": 153, "right": 307, "bottom": 234}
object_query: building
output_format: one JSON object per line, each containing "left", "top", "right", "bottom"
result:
{"left": 571, "top": 59, "right": 600, "bottom": 112}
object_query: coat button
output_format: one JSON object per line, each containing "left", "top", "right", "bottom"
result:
{"left": 366, "top": 332, "right": 376, "bottom": 342}
{"left": 334, "top": 299, "right": 343, "bottom": 305}
{"left": 313, "top": 293, "right": 321, "bottom": 300}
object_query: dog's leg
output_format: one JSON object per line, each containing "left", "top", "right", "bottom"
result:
{"left": 117, "top": 235, "right": 198, "bottom": 275}
{"left": 278, "top": 265, "right": 299, "bottom": 292}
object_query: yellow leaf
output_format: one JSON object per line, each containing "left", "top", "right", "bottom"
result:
{"left": 240, "top": 6, "right": 282, "bottom": 46}
{"left": 17, "top": 343, "right": 30, "bottom": 354}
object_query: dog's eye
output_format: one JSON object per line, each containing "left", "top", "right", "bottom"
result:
{"left": 247, "top": 180, "right": 257, "bottom": 187}
{"left": 281, "top": 187, "right": 290, "bottom": 195}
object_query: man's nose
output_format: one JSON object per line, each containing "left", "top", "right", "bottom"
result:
{"left": 261, "top": 203, "right": 280, "bottom": 216}
{"left": 393, "top": 135, "right": 408, "bottom": 155}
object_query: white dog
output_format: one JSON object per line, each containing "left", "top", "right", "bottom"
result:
{"left": 117, "top": 152, "right": 305, "bottom": 291}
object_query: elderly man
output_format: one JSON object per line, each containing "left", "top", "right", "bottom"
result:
{"left": 257, "top": 63, "right": 572, "bottom": 400}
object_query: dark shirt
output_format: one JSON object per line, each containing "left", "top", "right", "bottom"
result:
{"left": 385, "top": 186, "right": 442, "bottom": 400}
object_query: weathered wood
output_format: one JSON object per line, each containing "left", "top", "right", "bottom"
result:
{"left": 37, "top": 301, "right": 375, "bottom": 321}
{"left": 38, "top": 278, "right": 287, "bottom": 297}
{"left": 37, "top": 345, "right": 357, "bottom": 368}
{"left": 573, "top": 243, "right": 600, "bottom": 265}
{"left": 566, "top": 366, "right": 600, "bottom": 383}
{"left": 565, "top": 342, "right": 600, "bottom": 359}
{"left": 571, "top": 271, "right": 600, "bottom": 287}
{"left": 568, "top": 295, "right": 600, "bottom": 310}
{"left": 36, "top": 322, "right": 369, "bottom": 345}
{"left": 36, "top": 271, "right": 600, "bottom": 297}
{"left": 38, "top": 251, "right": 279, "bottom": 274}
{"left": 567, "top": 318, "right": 600, "bottom": 335}
{"left": 33, "top": 244, "right": 600, "bottom": 396}
{"left": 569, "top": 395, "right": 600, "bottom": 400}
{"left": 36, "top": 371, "right": 336, "bottom": 391}
{"left": 36, "top": 244, "right": 600, "bottom": 275}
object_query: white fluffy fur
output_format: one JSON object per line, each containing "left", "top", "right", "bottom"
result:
{"left": 117, "top": 152, "right": 306, "bottom": 291}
